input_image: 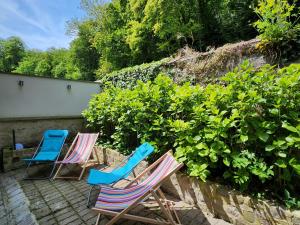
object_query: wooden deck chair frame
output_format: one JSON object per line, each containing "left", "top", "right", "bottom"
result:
{"left": 23, "top": 135, "right": 66, "bottom": 180}
{"left": 92, "top": 151, "right": 184, "bottom": 225}
{"left": 53, "top": 133, "right": 100, "bottom": 181}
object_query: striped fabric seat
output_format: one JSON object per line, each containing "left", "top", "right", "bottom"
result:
{"left": 95, "top": 154, "right": 179, "bottom": 211}
{"left": 53, "top": 133, "right": 99, "bottom": 181}
{"left": 59, "top": 133, "right": 98, "bottom": 164}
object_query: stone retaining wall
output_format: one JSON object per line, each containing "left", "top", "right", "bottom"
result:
{"left": 2, "top": 147, "right": 35, "bottom": 171}
{"left": 0, "top": 117, "right": 86, "bottom": 150}
{"left": 164, "top": 173, "right": 300, "bottom": 225}
{"left": 93, "top": 146, "right": 300, "bottom": 225}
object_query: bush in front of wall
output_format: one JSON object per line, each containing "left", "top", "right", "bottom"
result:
{"left": 97, "top": 58, "right": 171, "bottom": 89}
{"left": 83, "top": 61, "right": 300, "bottom": 208}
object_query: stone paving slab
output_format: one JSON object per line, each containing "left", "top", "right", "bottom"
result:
{"left": 0, "top": 166, "right": 232, "bottom": 225}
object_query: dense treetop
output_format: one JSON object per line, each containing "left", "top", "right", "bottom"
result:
{"left": 0, "top": 0, "right": 260, "bottom": 81}
{"left": 1, "top": 0, "right": 299, "bottom": 81}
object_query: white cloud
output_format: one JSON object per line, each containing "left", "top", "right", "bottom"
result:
{"left": 0, "top": 0, "right": 79, "bottom": 50}
{"left": 0, "top": 1, "right": 49, "bottom": 33}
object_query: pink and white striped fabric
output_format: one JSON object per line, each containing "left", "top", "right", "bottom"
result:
{"left": 59, "top": 133, "right": 98, "bottom": 164}
{"left": 94, "top": 153, "right": 180, "bottom": 211}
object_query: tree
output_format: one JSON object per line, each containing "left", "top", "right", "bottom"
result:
{"left": 48, "top": 48, "right": 70, "bottom": 78}
{"left": 13, "top": 50, "right": 41, "bottom": 75}
{"left": 0, "top": 36, "right": 25, "bottom": 72}
{"left": 69, "top": 20, "right": 100, "bottom": 81}
{"left": 3, "top": 0, "right": 264, "bottom": 79}
{"left": 72, "top": 0, "right": 260, "bottom": 75}
{"left": 91, "top": 1, "right": 132, "bottom": 75}
{"left": 34, "top": 57, "right": 52, "bottom": 76}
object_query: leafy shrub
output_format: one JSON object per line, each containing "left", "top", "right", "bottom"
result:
{"left": 284, "top": 189, "right": 300, "bottom": 209}
{"left": 83, "top": 62, "right": 300, "bottom": 207}
{"left": 253, "top": 0, "right": 300, "bottom": 62}
{"left": 97, "top": 58, "right": 171, "bottom": 89}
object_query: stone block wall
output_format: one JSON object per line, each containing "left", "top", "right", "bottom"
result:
{"left": 0, "top": 117, "right": 86, "bottom": 150}
{"left": 163, "top": 173, "right": 300, "bottom": 225}
{"left": 93, "top": 146, "right": 300, "bottom": 225}
{"left": 0, "top": 117, "right": 87, "bottom": 171}
{"left": 2, "top": 147, "right": 35, "bottom": 171}
{"left": 2, "top": 144, "right": 70, "bottom": 172}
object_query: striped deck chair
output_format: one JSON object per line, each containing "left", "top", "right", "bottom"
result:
{"left": 92, "top": 151, "right": 184, "bottom": 225}
{"left": 53, "top": 133, "right": 99, "bottom": 180}
{"left": 86, "top": 142, "right": 154, "bottom": 207}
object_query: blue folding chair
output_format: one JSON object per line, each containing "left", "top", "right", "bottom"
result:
{"left": 86, "top": 142, "right": 154, "bottom": 206}
{"left": 23, "top": 129, "right": 68, "bottom": 179}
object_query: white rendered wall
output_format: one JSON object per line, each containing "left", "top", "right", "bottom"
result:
{"left": 0, "top": 73, "right": 101, "bottom": 119}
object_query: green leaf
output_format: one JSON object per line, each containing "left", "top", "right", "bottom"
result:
{"left": 285, "top": 136, "right": 295, "bottom": 143}
{"left": 289, "top": 158, "right": 300, "bottom": 175}
{"left": 275, "top": 159, "right": 287, "bottom": 168}
{"left": 193, "top": 136, "right": 201, "bottom": 142}
{"left": 265, "top": 145, "right": 275, "bottom": 151}
{"left": 282, "top": 122, "right": 298, "bottom": 133}
{"left": 205, "top": 133, "right": 215, "bottom": 139}
{"left": 277, "top": 152, "right": 287, "bottom": 158}
{"left": 209, "top": 153, "right": 218, "bottom": 162}
{"left": 195, "top": 143, "right": 208, "bottom": 150}
{"left": 291, "top": 164, "right": 300, "bottom": 175}
{"left": 186, "top": 136, "right": 194, "bottom": 144}
{"left": 199, "top": 149, "right": 210, "bottom": 157}
{"left": 240, "top": 135, "right": 248, "bottom": 143}
{"left": 269, "top": 108, "right": 279, "bottom": 115}
{"left": 257, "top": 130, "right": 269, "bottom": 142}
{"left": 273, "top": 140, "right": 286, "bottom": 146}
{"left": 223, "top": 148, "right": 231, "bottom": 154}
{"left": 223, "top": 157, "right": 231, "bottom": 166}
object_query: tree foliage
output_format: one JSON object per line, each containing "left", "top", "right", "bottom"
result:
{"left": 254, "top": 0, "right": 300, "bottom": 43}
{"left": 0, "top": 36, "right": 25, "bottom": 72}
{"left": 13, "top": 49, "right": 81, "bottom": 79}
{"left": 68, "top": 0, "right": 259, "bottom": 76}
{"left": 253, "top": 0, "right": 300, "bottom": 63}
{"left": 2, "top": 0, "right": 299, "bottom": 80}
{"left": 69, "top": 20, "right": 99, "bottom": 81}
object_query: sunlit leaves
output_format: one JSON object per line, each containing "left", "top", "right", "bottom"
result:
{"left": 0, "top": 36, "right": 25, "bottom": 72}
{"left": 83, "top": 62, "right": 300, "bottom": 203}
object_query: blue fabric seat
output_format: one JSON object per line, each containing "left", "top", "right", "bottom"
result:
{"left": 23, "top": 130, "right": 68, "bottom": 179}
{"left": 87, "top": 142, "right": 154, "bottom": 185}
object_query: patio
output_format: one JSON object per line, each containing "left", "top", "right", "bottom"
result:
{"left": 0, "top": 165, "right": 232, "bottom": 225}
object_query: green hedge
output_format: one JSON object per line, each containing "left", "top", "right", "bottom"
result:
{"left": 97, "top": 58, "right": 170, "bottom": 89}
{"left": 97, "top": 57, "right": 195, "bottom": 89}
{"left": 83, "top": 61, "right": 300, "bottom": 207}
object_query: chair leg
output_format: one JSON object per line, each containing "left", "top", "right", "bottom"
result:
{"left": 93, "top": 148, "right": 101, "bottom": 165}
{"left": 53, "top": 163, "right": 63, "bottom": 180}
{"left": 23, "top": 161, "right": 33, "bottom": 179}
{"left": 157, "top": 189, "right": 181, "bottom": 224}
{"left": 157, "top": 188, "right": 181, "bottom": 224}
{"left": 87, "top": 185, "right": 95, "bottom": 208}
{"left": 87, "top": 185, "right": 101, "bottom": 208}
{"left": 24, "top": 162, "right": 57, "bottom": 180}
{"left": 132, "top": 169, "right": 139, "bottom": 184}
{"left": 95, "top": 213, "right": 102, "bottom": 225}
{"left": 48, "top": 163, "right": 58, "bottom": 179}
{"left": 152, "top": 191, "right": 177, "bottom": 225}
{"left": 78, "top": 166, "right": 87, "bottom": 181}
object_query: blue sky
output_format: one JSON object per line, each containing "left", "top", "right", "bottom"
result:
{"left": 0, "top": 0, "right": 86, "bottom": 50}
